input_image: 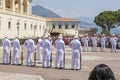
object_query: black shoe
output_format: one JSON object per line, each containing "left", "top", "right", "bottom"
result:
{"left": 55, "top": 67, "right": 57, "bottom": 69}
{"left": 71, "top": 68, "right": 74, "bottom": 70}
{"left": 59, "top": 67, "right": 63, "bottom": 69}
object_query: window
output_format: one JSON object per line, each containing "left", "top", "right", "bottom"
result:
{"left": 0, "top": 20, "right": 1, "bottom": 30}
{"left": 31, "top": 24, "right": 32, "bottom": 30}
{"left": 52, "top": 25, "right": 55, "bottom": 29}
{"left": 8, "top": 21, "right": 11, "bottom": 30}
{"left": 59, "top": 25, "right": 62, "bottom": 29}
{"left": 39, "top": 25, "right": 41, "bottom": 30}
{"left": 65, "top": 25, "right": 68, "bottom": 29}
{"left": 24, "top": 23, "right": 27, "bottom": 30}
{"left": 71, "top": 25, "right": 75, "bottom": 28}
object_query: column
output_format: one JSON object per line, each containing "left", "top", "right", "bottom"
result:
{"left": 20, "top": 0, "right": 23, "bottom": 14}
{"left": 12, "top": 0, "right": 15, "bottom": 13}
{"left": 3, "top": 0, "right": 5, "bottom": 12}
{"left": 27, "top": 1, "right": 30, "bottom": 15}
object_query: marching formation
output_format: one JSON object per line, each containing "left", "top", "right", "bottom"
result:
{"left": 1, "top": 33, "right": 119, "bottom": 70}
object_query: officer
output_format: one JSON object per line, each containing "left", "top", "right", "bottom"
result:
{"left": 24, "top": 35, "right": 35, "bottom": 66}
{"left": 47, "top": 33, "right": 52, "bottom": 62}
{"left": 41, "top": 34, "right": 51, "bottom": 68}
{"left": 100, "top": 34, "right": 107, "bottom": 52}
{"left": 91, "top": 34, "right": 97, "bottom": 52}
{"left": 37, "top": 35, "right": 43, "bottom": 63}
{"left": 1, "top": 35, "right": 11, "bottom": 64}
{"left": 110, "top": 34, "right": 118, "bottom": 53}
{"left": 54, "top": 34, "right": 65, "bottom": 69}
{"left": 11, "top": 35, "right": 21, "bottom": 65}
{"left": 69, "top": 35, "right": 82, "bottom": 70}
{"left": 83, "top": 33, "right": 89, "bottom": 52}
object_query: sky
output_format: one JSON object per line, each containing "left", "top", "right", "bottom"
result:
{"left": 32, "top": 0, "right": 120, "bottom": 18}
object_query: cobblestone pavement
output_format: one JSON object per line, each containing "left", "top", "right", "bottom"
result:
{"left": 0, "top": 46, "right": 120, "bottom": 80}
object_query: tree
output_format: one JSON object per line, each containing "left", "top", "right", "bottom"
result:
{"left": 94, "top": 10, "right": 120, "bottom": 35}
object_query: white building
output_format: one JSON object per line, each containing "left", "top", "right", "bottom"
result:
{"left": 0, "top": 0, "right": 46, "bottom": 38}
{"left": 0, "top": 0, "right": 80, "bottom": 38}
{"left": 46, "top": 18, "right": 80, "bottom": 36}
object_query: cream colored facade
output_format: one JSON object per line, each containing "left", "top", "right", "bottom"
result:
{"left": 46, "top": 18, "right": 80, "bottom": 36}
{"left": 0, "top": 0, "right": 46, "bottom": 38}
{"left": 0, "top": 0, "right": 80, "bottom": 38}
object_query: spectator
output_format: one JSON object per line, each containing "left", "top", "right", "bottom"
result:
{"left": 88, "top": 64, "right": 115, "bottom": 80}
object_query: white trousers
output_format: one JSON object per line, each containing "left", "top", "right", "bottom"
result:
{"left": 111, "top": 44, "right": 117, "bottom": 52}
{"left": 2, "top": 48, "right": 9, "bottom": 64}
{"left": 92, "top": 42, "right": 97, "bottom": 52}
{"left": 12, "top": 48, "right": 19, "bottom": 64}
{"left": 26, "top": 49, "right": 34, "bottom": 66}
{"left": 101, "top": 43, "right": 105, "bottom": 52}
{"left": 71, "top": 50, "right": 80, "bottom": 69}
{"left": 84, "top": 43, "right": 88, "bottom": 52}
{"left": 42, "top": 49, "right": 50, "bottom": 67}
{"left": 38, "top": 48, "right": 42, "bottom": 62}
{"left": 55, "top": 49, "right": 64, "bottom": 68}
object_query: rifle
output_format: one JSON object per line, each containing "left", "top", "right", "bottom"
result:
{"left": 21, "top": 47, "right": 23, "bottom": 65}
{"left": 63, "top": 52, "right": 65, "bottom": 68}
{"left": 80, "top": 53, "right": 82, "bottom": 70}
{"left": 34, "top": 49, "right": 37, "bottom": 66}
{"left": 50, "top": 52, "right": 52, "bottom": 67}
{"left": 9, "top": 50, "right": 12, "bottom": 64}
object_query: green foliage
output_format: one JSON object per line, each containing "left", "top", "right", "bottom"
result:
{"left": 94, "top": 10, "right": 120, "bottom": 34}
{"left": 102, "top": 29, "right": 110, "bottom": 36}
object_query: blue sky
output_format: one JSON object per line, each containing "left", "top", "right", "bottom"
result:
{"left": 32, "top": 0, "right": 120, "bottom": 18}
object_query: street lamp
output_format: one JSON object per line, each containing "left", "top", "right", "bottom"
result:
{"left": 17, "top": 22, "right": 20, "bottom": 38}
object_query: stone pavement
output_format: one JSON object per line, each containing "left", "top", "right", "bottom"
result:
{"left": 0, "top": 46, "right": 120, "bottom": 80}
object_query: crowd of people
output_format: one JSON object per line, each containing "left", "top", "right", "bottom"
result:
{"left": 1, "top": 33, "right": 119, "bottom": 71}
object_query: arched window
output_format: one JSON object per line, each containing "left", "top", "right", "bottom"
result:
{"left": 31, "top": 24, "right": 33, "bottom": 30}
{"left": 71, "top": 25, "right": 75, "bottom": 28}
{"left": 24, "top": 23, "right": 27, "bottom": 30}
{"left": 6, "top": 0, "right": 12, "bottom": 9}
{"left": 52, "top": 24, "right": 55, "bottom": 29}
{"left": 8, "top": 21, "right": 11, "bottom": 30}
{"left": 39, "top": 25, "right": 41, "bottom": 30}
{"left": 23, "top": 0, "right": 27, "bottom": 13}
{"left": 65, "top": 25, "right": 68, "bottom": 29}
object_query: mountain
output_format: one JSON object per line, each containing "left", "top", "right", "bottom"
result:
{"left": 32, "top": 5, "right": 61, "bottom": 18}
{"left": 76, "top": 16, "right": 120, "bottom": 34}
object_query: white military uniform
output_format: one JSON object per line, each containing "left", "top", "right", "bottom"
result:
{"left": 41, "top": 35, "right": 51, "bottom": 68}
{"left": 48, "top": 33, "right": 52, "bottom": 61}
{"left": 2, "top": 37, "right": 11, "bottom": 64}
{"left": 83, "top": 35, "right": 89, "bottom": 52}
{"left": 37, "top": 38, "right": 43, "bottom": 62}
{"left": 91, "top": 35, "right": 97, "bottom": 52}
{"left": 100, "top": 35, "right": 106, "bottom": 52}
{"left": 69, "top": 35, "right": 81, "bottom": 70}
{"left": 24, "top": 38, "right": 35, "bottom": 66}
{"left": 54, "top": 34, "right": 65, "bottom": 69}
{"left": 110, "top": 35, "right": 118, "bottom": 53}
{"left": 11, "top": 37, "right": 21, "bottom": 65}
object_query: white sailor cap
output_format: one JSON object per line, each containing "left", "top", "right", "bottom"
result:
{"left": 58, "top": 34, "right": 62, "bottom": 38}
{"left": 74, "top": 35, "right": 78, "bottom": 39}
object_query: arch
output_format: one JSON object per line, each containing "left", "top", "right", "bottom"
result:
{"left": 6, "top": 0, "right": 12, "bottom": 9}
{"left": 23, "top": 0, "right": 27, "bottom": 13}
{"left": 15, "top": 0, "right": 20, "bottom": 11}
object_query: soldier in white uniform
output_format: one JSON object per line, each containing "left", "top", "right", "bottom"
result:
{"left": 69, "top": 35, "right": 82, "bottom": 70}
{"left": 110, "top": 34, "right": 118, "bottom": 53}
{"left": 54, "top": 34, "right": 65, "bottom": 69}
{"left": 41, "top": 34, "right": 51, "bottom": 68}
{"left": 91, "top": 34, "right": 97, "bottom": 52}
{"left": 24, "top": 36, "right": 35, "bottom": 66}
{"left": 47, "top": 33, "right": 52, "bottom": 62}
{"left": 37, "top": 36, "right": 43, "bottom": 63}
{"left": 83, "top": 33, "right": 89, "bottom": 52}
{"left": 11, "top": 35, "right": 21, "bottom": 65}
{"left": 2, "top": 35, "right": 11, "bottom": 64}
{"left": 100, "top": 34, "right": 107, "bottom": 52}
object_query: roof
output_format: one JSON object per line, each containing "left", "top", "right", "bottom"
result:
{"left": 46, "top": 18, "right": 78, "bottom": 21}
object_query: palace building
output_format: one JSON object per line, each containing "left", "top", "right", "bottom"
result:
{"left": 0, "top": 0, "right": 80, "bottom": 38}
